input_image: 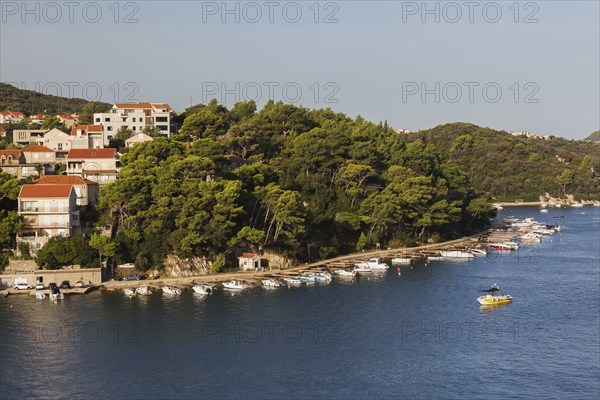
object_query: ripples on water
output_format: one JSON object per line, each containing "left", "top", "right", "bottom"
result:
{"left": 1, "top": 207, "right": 599, "bottom": 399}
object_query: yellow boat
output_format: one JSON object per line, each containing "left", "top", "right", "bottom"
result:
{"left": 477, "top": 284, "right": 512, "bottom": 306}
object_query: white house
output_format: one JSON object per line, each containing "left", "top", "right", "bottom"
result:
{"left": 94, "top": 102, "right": 174, "bottom": 145}
{"left": 66, "top": 148, "right": 119, "bottom": 184}
{"left": 238, "top": 253, "right": 261, "bottom": 271}
{"left": 125, "top": 132, "right": 154, "bottom": 148}
{"left": 16, "top": 184, "right": 80, "bottom": 252}
{"left": 70, "top": 125, "right": 104, "bottom": 149}
{"left": 0, "top": 111, "right": 25, "bottom": 124}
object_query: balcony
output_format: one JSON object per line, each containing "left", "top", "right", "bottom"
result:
{"left": 20, "top": 207, "right": 71, "bottom": 214}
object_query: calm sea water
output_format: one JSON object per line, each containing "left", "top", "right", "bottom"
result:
{"left": 1, "top": 207, "right": 599, "bottom": 399}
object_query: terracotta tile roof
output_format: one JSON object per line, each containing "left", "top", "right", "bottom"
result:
{"left": 22, "top": 145, "right": 54, "bottom": 153}
{"left": 0, "top": 150, "right": 22, "bottom": 158}
{"left": 71, "top": 124, "right": 103, "bottom": 136}
{"left": 58, "top": 114, "right": 77, "bottom": 120}
{"left": 0, "top": 127, "right": 6, "bottom": 133}
{"left": 19, "top": 184, "right": 73, "bottom": 198}
{"left": 1, "top": 111, "right": 25, "bottom": 118}
{"left": 67, "top": 148, "right": 116, "bottom": 159}
{"left": 30, "top": 114, "right": 45, "bottom": 120}
{"left": 35, "top": 175, "right": 98, "bottom": 185}
{"left": 239, "top": 253, "right": 258, "bottom": 259}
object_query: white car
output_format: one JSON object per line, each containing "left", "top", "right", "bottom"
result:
{"left": 14, "top": 283, "right": 33, "bottom": 290}
{"left": 35, "top": 283, "right": 45, "bottom": 290}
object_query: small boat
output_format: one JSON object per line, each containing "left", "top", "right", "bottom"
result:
{"left": 123, "top": 288, "right": 136, "bottom": 297}
{"left": 492, "top": 203, "right": 503, "bottom": 210}
{"left": 283, "top": 278, "right": 302, "bottom": 286}
{"left": 520, "top": 232, "right": 542, "bottom": 243}
{"left": 314, "top": 272, "right": 332, "bottom": 283}
{"left": 333, "top": 269, "right": 356, "bottom": 277}
{"left": 540, "top": 209, "right": 549, "bottom": 214}
{"left": 261, "top": 279, "right": 281, "bottom": 288}
{"left": 490, "top": 242, "right": 519, "bottom": 251}
{"left": 540, "top": 203, "right": 548, "bottom": 209}
{"left": 555, "top": 203, "right": 562, "bottom": 208}
{"left": 35, "top": 292, "right": 46, "bottom": 300}
{"left": 467, "top": 248, "right": 487, "bottom": 256}
{"left": 571, "top": 202, "right": 584, "bottom": 208}
{"left": 477, "top": 284, "right": 513, "bottom": 306}
{"left": 192, "top": 284, "right": 214, "bottom": 295}
{"left": 223, "top": 280, "right": 247, "bottom": 290}
{"left": 354, "top": 258, "right": 389, "bottom": 272}
{"left": 50, "top": 292, "right": 64, "bottom": 301}
{"left": 391, "top": 257, "right": 412, "bottom": 265}
{"left": 135, "top": 285, "right": 152, "bottom": 296}
{"left": 439, "top": 250, "right": 474, "bottom": 259}
{"left": 298, "top": 275, "right": 316, "bottom": 284}
{"left": 162, "top": 286, "right": 182, "bottom": 295}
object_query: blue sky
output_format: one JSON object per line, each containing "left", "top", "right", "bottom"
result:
{"left": 1, "top": 1, "right": 598, "bottom": 138}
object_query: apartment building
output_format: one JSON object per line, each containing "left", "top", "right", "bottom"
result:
{"left": 70, "top": 125, "right": 104, "bottom": 149}
{"left": 13, "top": 129, "right": 46, "bottom": 146}
{"left": 66, "top": 148, "right": 119, "bottom": 184}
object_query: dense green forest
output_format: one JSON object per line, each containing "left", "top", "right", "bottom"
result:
{"left": 92, "top": 101, "right": 494, "bottom": 270}
{"left": 410, "top": 123, "right": 600, "bottom": 202}
{"left": 0, "top": 82, "right": 111, "bottom": 115}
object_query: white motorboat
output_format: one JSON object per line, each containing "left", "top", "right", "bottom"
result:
{"left": 135, "top": 285, "right": 152, "bottom": 296}
{"left": 439, "top": 250, "right": 475, "bottom": 259}
{"left": 467, "top": 248, "right": 487, "bottom": 256}
{"left": 571, "top": 202, "right": 584, "bottom": 208}
{"left": 162, "top": 286, "right": 182, "bottom": 295}
{"left": 314, "top": 272, "right": 332, "bottom": 283}
{"left": 192, "top": 284, "right": 214, "bottom": 295}
{"left": 123, "top": 288, "right": 136, "bottom": 297}
{"left": 490, "top": 242, "right": 519, "bottom": 251}
{"left": 35, "top": 292, "right": 46, "bottom": 300}
{"left": 261, "top": 279, "right": 281, "bottom": 288}
{"left": 555, "top": 203, "right": 562, "bottom": 208}
{"left": 520, "top": 232, "right": 542, "bottom": 243}
{"left": 540, "top": 209, "right": 549, "bottom": 214}
{"left": 283, "top": 278, "right": 302, "bottom": 286}
{"left": 355, "top": 258, "right": 389, "bottom": 272}
{"left": 50, "top": 292, "right": 64, "bottom": 300}
{"left": 391, "top": 257, "right": 412, "bottom": 265}
{"left": 492, "top": 203, "right": 503, "bottom": 210}
{"left": 223, "top": 280, "right": 247, "bottom": 290}
{"left": 333, "top": 269, "right": 356, "bottom": 277}
{"left": 427, "top": 256, "right": 444, "bottom": 261}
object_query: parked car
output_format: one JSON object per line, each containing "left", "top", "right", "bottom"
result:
{"left": 75, "top": 281, "right": 84, "bottom": 288}
{"left": 35, "top": 283, "right": 45, "bottom": 290}
{"left": 60, "top": 281, "right": 71, "bottom": 289}
{"left": 120, "top": 274, "right": 141, "bottom": 281}
{"left": 14, "top": 283, "right": 33, "bottom": 290}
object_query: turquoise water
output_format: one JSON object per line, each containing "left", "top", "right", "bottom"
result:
{"left": 1, "top": 207, "right": 599, "bottom": 399}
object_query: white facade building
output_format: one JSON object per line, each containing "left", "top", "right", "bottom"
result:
{"left": 94, "top": 102, "right": 174, "bottom": 145}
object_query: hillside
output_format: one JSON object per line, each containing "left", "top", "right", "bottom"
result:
{"left": 584, "top": 130, "right": 600, "bottom": 142}
{"left": 0, "top": 82, "right": 111, "bottom": 115}
{"left": 410, "top": 123, "right": 600, "bottom": 202}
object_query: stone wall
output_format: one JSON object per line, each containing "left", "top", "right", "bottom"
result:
{"left": 0, "top": 268, "right": 101, "bottom": 288}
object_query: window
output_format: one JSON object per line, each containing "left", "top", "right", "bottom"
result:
{"left": 95, "top": 118, "right": 100, "bottom": 122}
{"left": 107, "top": 126, "right": 113, "bottom": 131}
{"left": 72, "top": 214, "right": 79, "bottom": 221}
{"left": 157, "top": 125, "right": 168, "bottom": 131}
{"left": 105, "top": 118, "right": 110, "bottom": 122}
{"left": 58, "top": 144, "right": 63, "bottom": 150}
{"left": 156, "top": 116, "right": 168, "bottom": 122}
{"left": 132, "top": 118, "right": 136, "bottom": 122}
{"left": 132, "top": 126, "right": 136, "bottom": 131}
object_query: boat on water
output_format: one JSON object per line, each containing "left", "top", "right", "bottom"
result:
{"left": 135, "top": 285, "right": 152, "bottom": 296}
{"left": 571, "top": 202, "right": 584, "bottom": 208}
{"left": 282, "top": 277, "right": 302, "bottom": 286}
{"left": 354, "top": 258, "right": 389, "bottom": 272}
{"left": 492, "top": 203, "right": 503, "bottom": 210}
{"left": 540, "top": 209, "right": 549, "bottom": 214}
{"left": 439, "top": 250, "right": 475, "bottom": 259}
{"left": 162, "top": 286, "right": 182, "bottom": 295}
{"left": 555, "top": 203, "right": 562, "bottom": 208}
{"left": 50, "top": 292, "right": 63, "bottom": 301}
{"left": 192, "top": 284, "right": 214, "bottom": 295}
{"left": 477, "top": 284, "right": 513, "bottom": 306}
{"left": 124, "top": 288, "right": 136, "bottom": 297}
{"left": 333, "top": 269, "right": 356, "bottom": 277}
{"left": 520, "top": 232, "right": 542, "bottom": 243}
{"left": 314, "top": 272, "right": 332, "bottom": 283}
{"left": 35, "top": 292, "right": 46, "bottom": 300}
{"left": 490, "top": 242, "right": 519, "bottom": 251}
{"left": 223, "top": 280, "right": 247, "bottom": 290}
{"left": 468, "top": 248, "right": 487, "bottom": 256}
{"left": 298, "top": 275, "right": 316, "bottom": 284}
{"left": 261, "top": 279, "right": 281, "bottom": 288}
{"left": 391, "top": 257, "right": 412, "bottom": 265}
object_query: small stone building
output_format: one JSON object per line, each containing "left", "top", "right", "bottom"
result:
{"left": 238, "top": 253, "right": 261, "bottom": 271}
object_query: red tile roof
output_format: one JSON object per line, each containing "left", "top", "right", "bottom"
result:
{"left": 58, "top": 114, "right": 77, "bottom": 120}
{"left": 19, "top": 184, "right": 73, "bottom": 198}
{"left": 0, "top": 111, "right": 25, "bottom": 118}
{"left": 239, "top": 253, "right": 259, "bottom": 259}
{"left": 22, "top": 145, "right": 54, "bottom": 153}
{"left": 0, "top": 150, "right": 22, "bottom": 158}
{"left": 35, "top": 175, "right": 98, "bottom": 185}
{"left": 0, "top": 127, "right": 7, "bottom": 133}
{"left": 71, "top": 124, "right": 103, "bottom": 136}
{"left": 67, "top": 148, "right": 116, "bottom": 159}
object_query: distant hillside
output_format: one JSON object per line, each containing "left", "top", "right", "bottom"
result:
{"left": 0, "top": 82, "right": 111, "bottom": 115}
{"left": 410, "top": 123, "right": 600, "bottom": 201}
{"left": 584, "top": 131, "right": 600, "bottom": 142}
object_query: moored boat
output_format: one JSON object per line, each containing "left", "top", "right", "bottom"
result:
{"left": 571, "top": 202, "right": 584, "bottom": 208}
{"left": 135, "top": 285, "right": 152, "bottom": 296}
{"left": 467, "top": 248, "right": 487, "bottom": 256}
{"left": 490, "top": 242, "right": 519, "bottom": 251}
{"left": 124, "top": 288, "right": 136, "bottom": 297}
{"left": 333, "top": 269, "right": 356, "bottom": 277}
{"left": 192, "top": 284, "right": 214, "bottom": 295}
{"left": 391, "top": 257, "right": 412, "bottom": 265}
{"left": 162, "top": 286, "right": 182, "bottom": 295}
{"left": 35, "top": 292, "right": 46, "bottom": 300}
{"left": 520, "top": 232, "right": 542, "bottom": 243}
{"left": 540, "top": 209, "right": 549, "bottom": 214}
{"left": 223, "top": 280, "right": 247, "bottom": 290}
{"left": 261, "top": 279, "right": 281, "bottom": 288}
{"left": 439, "top": 250, "right": 475, "bottom": 259}
{"left": 314, "top": 272, "right": 332, "bottom": 283}
{"left": 282, "top": 277, "right": 302, "bottom": 286}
